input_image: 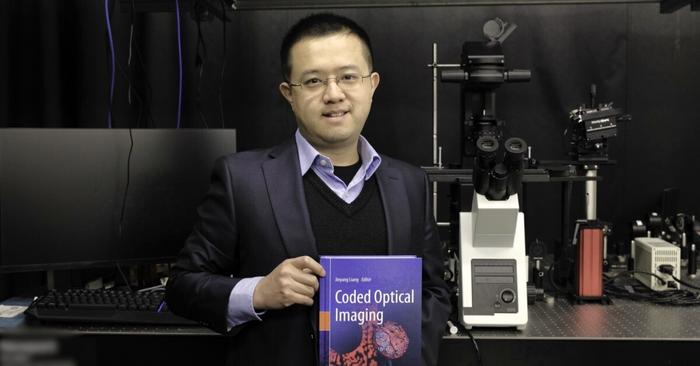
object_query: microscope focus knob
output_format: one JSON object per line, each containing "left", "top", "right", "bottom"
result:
{"left": 500, "top": 289, "right": 516, "bottom": 303}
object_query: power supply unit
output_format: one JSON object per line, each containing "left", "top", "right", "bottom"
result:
{"left": 633, "top": 237, "right": 681, "bottom": 291}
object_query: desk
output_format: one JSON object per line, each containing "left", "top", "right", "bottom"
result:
{"left": 0, "top": 297, "right": 224, "bottom": 365}
{"left": 439, "top": 296, "right": 700, "bottom": 365}
{"left": 0, "top": 323, "right": 225, "bottom": 366}
{"left": 2, "top": 297, "right": 700, "bottom": 365}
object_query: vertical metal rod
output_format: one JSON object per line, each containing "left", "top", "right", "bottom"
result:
{"left": 433, "top": 183, "right": 438, "bottom": 219}
{"left": 682, "top": 232, "right": 687, "bottom": 257}
{"left": 603, "top": 233, "right": 608, "bottom": 264}
{"left": 433, "top": 43, "right": 438, "bottom": 167}
{"left": 432, "top": 42, "right": 439, "bottom": 218}
{"left": 562, "top": 181, "right": 573, "bottom": 247}
{"left": 585, "top": 167, "right": 597, "bottom": 220}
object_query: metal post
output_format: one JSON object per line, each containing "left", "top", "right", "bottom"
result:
{"left": 426, "top": 43, "right": 459, "bottom": 219}
{"left": 432, "top": 42, "right": 439, "bottom": 219}
{"left": 585, "top": 166, "right": 598, "bottom": 220}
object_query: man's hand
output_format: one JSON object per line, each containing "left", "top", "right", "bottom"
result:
{"left": 253, "top": 256, "right": 326, "bottom": 310}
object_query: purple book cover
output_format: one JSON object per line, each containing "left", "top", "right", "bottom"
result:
{"left": 319, "top": 255, "right": 421, "bottom": 366}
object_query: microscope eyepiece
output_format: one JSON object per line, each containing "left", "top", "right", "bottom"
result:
{"left": 504, "top": 137, "right": 527, "bottom": 167}
{"left": 474, "top": 136, "right": 500, "bottom": 195}
{"left": 505, "top": 137, "right": 527, "bottom": 154}
{"left": 476, "top": 136, "right": 499, "bottom": 153}
{"left": 504, "top": 137, "right": 527, "bottom": 196}
{"left": 476, "top": 136, "right": 499, "bottom": 168}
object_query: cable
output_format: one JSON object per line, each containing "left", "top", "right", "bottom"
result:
{"left": 115, "top": 59, "right": 148, "bottom": 128}
{"left": 656, "top": 265, "right": 700, "bottom": 291}
{"left": 465, "top": 328, "right": 483, "bottom": 366}
{"left": 194, "top": 9, "right": 209, "bottom": 128}
{"left": 116, "top": 263, "right": 133, "bottom": 292}
{"left": 137, "top": 284, "right": 166, "bottom": 293}
{"left": 175, "top": 0, "right": 184, "bottom": 128}
{"left": 128, "top": 0, "right": 135, "bottom": 106}
{"left": 605, "top": 283, "right": 700, "bottom": 305}
{"left": 218, "top": 0, "right": 227, "bottom": 128}
{"left": 104, "top": 0, "right": 116, "bottom": 128}
{"left": 604, "top": 270, "right": 700, "bottom": 306}
{"left": 104, "top": 0, "right": 148, "bottom": 128}
{"left": 131, "top": 26, "right": 156, "bottom": 128}
{"left": 118, "top": 129, "right": 134, "bottom": 237}
{"left": 604, "top": 270, "right": 668, "bottom": 285}
{"left": 104, "top": 0, "right": 146, "bottom": 128}
{"left": 671, "top": 275, "right": 700, "bottom": 291}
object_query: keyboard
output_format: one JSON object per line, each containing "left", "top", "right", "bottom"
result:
{"left": 25, "top": 288, "right": 200, "bottom": 326}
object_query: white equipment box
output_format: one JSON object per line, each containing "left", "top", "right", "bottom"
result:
{"left": 633, "top": 237, "right": 681, "bottom": 291}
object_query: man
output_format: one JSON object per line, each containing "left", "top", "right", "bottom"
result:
{"left": 166, "top": 13, "right": 450, "bottom": 366}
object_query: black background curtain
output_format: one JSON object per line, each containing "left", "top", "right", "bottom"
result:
{"left": 1, "top": 0, "right": 699, "bottom": 296}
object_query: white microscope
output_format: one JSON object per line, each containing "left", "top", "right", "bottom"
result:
{"left": 458, "top": 137, "right": 528, "bottom": 330}
{"left": 440, "top": 20, "right": 530, "bottom": 329}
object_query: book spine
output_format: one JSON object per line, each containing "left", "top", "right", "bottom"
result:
{"left": 319, "top": 257, "right": 331, "bottom": 365}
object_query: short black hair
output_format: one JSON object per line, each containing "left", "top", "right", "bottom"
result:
{"left": 280, "top": 13, "right": 374, "bottom": 81}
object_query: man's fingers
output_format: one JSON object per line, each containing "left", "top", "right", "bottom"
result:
{"left": 291, "top": 270, "right": 320, "bottom": 291}
{"left": 255, "top": 256, "right": 326, "bottom": 310}
{"left": 283, "top": 289, "right": 314, "bottom": 307}
{"left": 289, "top": 256, "right": 326, "bottom": 277}
{"left": 289, "top": 281, "right": 316, "bottom": 298}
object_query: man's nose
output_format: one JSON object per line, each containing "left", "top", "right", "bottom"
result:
{"left": 322, "top": 78, "right": 345, "bottom": 102}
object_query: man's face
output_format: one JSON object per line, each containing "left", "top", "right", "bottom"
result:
{"left": 279, "top": 33, "right": 380, "bottom": 153}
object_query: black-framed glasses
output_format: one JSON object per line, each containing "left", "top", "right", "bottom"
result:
{"left": 289, "top": 73, "right": 372, "bottom": 93}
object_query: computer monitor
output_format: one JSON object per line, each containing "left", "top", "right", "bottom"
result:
{"left": 0, "top": 128, "right": 236, "bottom": 273}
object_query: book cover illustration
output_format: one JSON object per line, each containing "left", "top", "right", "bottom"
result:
{"left": 319, "top": 255, "right": 421, "bottom": 366}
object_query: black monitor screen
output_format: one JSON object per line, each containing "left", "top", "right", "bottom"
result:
{"left": 0, "top": 128, "right": 236, "bottom": 273}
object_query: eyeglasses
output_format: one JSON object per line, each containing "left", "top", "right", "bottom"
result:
{"left": 289, "top": 73, "right": 372, "bottom": 93}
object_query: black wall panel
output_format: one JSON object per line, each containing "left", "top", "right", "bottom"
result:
{"left": 0, "top": 1, "right": 698, "bottom": 258}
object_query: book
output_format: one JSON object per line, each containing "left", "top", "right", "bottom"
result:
{"left": 319, "top": 255, "right": 422, "bottom": 366}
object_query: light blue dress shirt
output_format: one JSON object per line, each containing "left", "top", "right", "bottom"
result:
{"left": 225, "top": 130, "right": 382, "bottom": 329}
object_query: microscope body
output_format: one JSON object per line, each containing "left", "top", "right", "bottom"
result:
{"left": 459, "top": 193, "right": 528, "bottom": 329}
{"left": 440, "top": 28, "right": 531, "bottom": 329}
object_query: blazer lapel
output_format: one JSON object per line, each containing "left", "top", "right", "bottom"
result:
{"left": 375, "top": 161, "right": 411, "bottom": 255}
{"left": 263, "top": 141, "right": 321, "bottom": 363}
{"left": 262, "top": 140, "right": 318, "bottom": 260}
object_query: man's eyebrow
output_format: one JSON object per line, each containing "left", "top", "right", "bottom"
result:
{"left": 299, "top": 69, "right": 321, "bottom": 78}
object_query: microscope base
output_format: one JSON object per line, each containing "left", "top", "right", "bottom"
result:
{"left": 459, "top": 209, "right": 528, "bottom": 329}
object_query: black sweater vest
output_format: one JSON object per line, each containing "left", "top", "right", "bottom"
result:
{"left": 303, "top": 171, "right": 388, "bottom": 256}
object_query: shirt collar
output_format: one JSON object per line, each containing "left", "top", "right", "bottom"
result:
{"left": 295, "top": 129, "right": 382, "bottom": 180}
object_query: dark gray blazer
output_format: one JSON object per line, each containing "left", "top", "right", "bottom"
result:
{"left": 165, "top": 138, "right": 450, "bottom": 366}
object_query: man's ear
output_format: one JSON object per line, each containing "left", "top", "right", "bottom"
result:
{"left": 369, "top": 72, "right": 380, "bottom": 98}
{"left": 279, "top": 82, "right": 294, "bottom": 105}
